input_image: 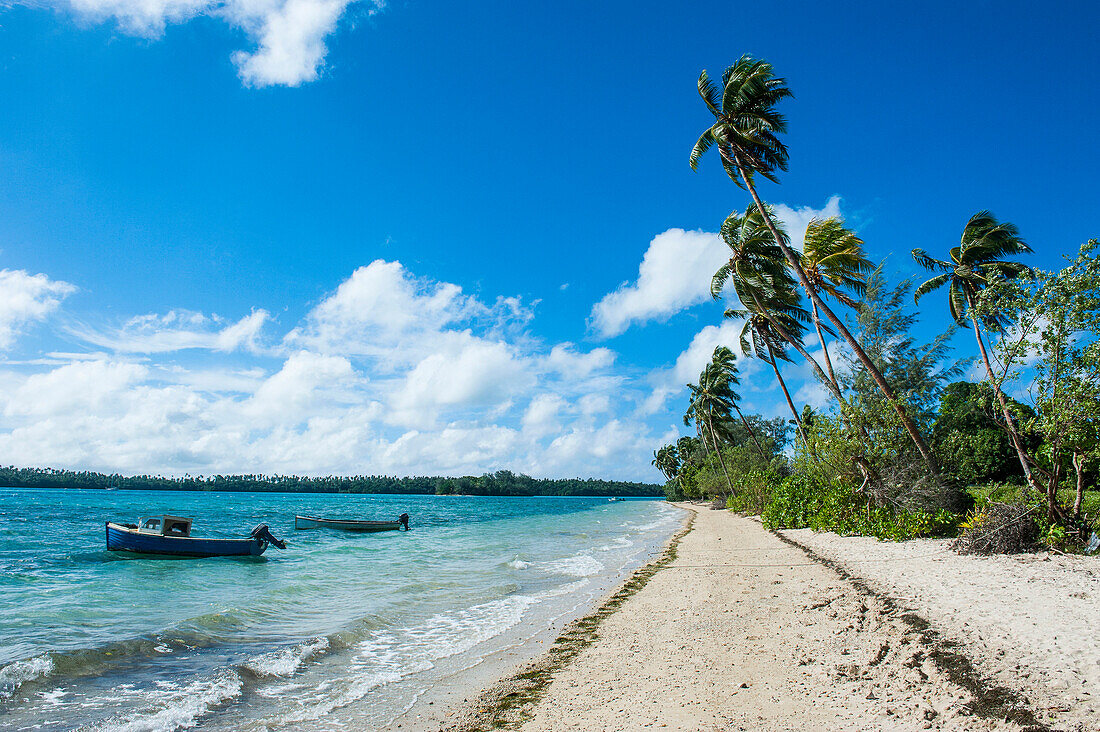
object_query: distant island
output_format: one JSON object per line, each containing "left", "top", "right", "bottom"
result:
{"left": 0, "top": 466, "right": 663, "bottom": 498}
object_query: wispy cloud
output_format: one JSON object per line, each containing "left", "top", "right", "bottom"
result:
{"left": 70, "top": 309, "right": 270, "bottom": 354}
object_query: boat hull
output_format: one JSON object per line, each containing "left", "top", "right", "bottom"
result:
{"left": 106, "top": 522, "right": 267, "bottom": 557}
{"left": 294, "top": 515, "right": 403, "bottom": 532}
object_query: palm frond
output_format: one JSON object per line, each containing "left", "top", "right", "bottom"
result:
{"left": 911, "top": 248, "right": 951, "bottom": 272}
{"left": 689, "top": 127, "right": 716, "bottom": 171}
{"left": 913, "top": 272, "right": 951, "bottom": 304}
{"left": 697, "top": 70, "right": 722, "bottom": 116}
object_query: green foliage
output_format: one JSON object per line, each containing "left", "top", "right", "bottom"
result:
{"left": 761, "top": 474, "right": 959, "bottom": 541}
{"left": 968, "top": 482, "right": 1099, "bottom": 550}
{"left": 933, "top": 381, "right": 1034, "bottom": 485}
{"left": 978, "top": 238, "right": 1100, "bottom": 525}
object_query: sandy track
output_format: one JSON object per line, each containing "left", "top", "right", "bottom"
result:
{"left": 448, "top": 504, "right": 1041, "bottom": 731}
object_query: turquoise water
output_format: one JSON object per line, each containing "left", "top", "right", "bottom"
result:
{"left": 0, "top": 488, "right": 680, "bottom": 730}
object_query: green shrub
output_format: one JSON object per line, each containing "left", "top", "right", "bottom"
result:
{"left": 762, "top": 474, "right": 959, "bottom": 541}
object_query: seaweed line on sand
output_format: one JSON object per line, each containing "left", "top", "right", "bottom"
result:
{"left": 771, "top": 529, "right": 1051, "bottom": 732}
{"left": 441, "top": 509, "right": 696, "bottom": 731}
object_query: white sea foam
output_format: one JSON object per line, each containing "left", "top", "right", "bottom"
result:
{"left": 543, "top": 554, "right": 603, "bottom": 577}
{"left": 507, "top": 556, "right": 531, "bottom": 570}
{"left": 0, "top": 654, "right": 54, "bottom": 698}
{"left": 93, "top": 671, "right": 243, "bottom": 732}
{"left": 596, "top": 536, "right": 633, "bottom": 552}
{"left": 39, "top": 687, "right": 68, "bottom": 706}
{"left": 280, "top": 593, "right": 541, "bottom": 723}
{"left": 244, "top": 638, "right": 329, "bottom": 678}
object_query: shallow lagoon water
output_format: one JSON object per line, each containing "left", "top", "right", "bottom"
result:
{"left": 0, "top": 488, "right": 679, "bottom": 730}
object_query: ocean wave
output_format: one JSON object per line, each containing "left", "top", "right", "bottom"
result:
{"left": 243, "top": 638, "right": 329, "bottom": 678}
{"left": 279, "top": 593, "right": 540, "bottom": 723}
{"left": 0, "top": 654, "right": 54, "bottom": 698}
{"left": 506, "top": 556, "right": 531, "bottom": 570}
{"left": 542, "top": 554, "right": 603, "bottom": 577}
{"left": 90, "top": 670, "right": 243, "bottom": 732}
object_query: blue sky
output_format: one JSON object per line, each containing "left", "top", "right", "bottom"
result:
{"left": 0, "top": 0, "right": 1097, "bottom": 480}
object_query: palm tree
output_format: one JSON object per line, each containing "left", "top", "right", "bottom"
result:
{"left": 736, "top": 309, "right": 809, "bottom": 447}
{"left": 652, "top": 444, "right": 684, "bottom": 497}
{"left": 690, "top": 55, "right": 938, "bottom": 473}
{"left": 800, "top": 217, "right": 872, "bottom": 389}
{"left": 711, "top": 206, "right": 842, "bottom": 404}
{"left": 684, "top": 348, "right": 746, "bottom": 495}
{"left": 912, "top": 210, "right": 1038, "bottom": 490}
{"left": 652, "top": 444, "right": 679, "bottom": 482}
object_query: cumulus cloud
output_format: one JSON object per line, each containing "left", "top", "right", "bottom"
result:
{"left": 45, "top": 0, "right": 381, "bottom": 87}
{"left": 590, "top": 198, "right": 845, "bottom": 340}
{"left": 589, "top": 229, "right": 726, "bottom": 338}
{"left": 0, "top": 260, "right": 664, "bottom": 479}
{"left": 0, "top": 269, "right": 76, "bottom": 350}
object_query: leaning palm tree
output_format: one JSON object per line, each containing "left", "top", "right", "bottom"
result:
{"left": 707, "top": 346, "right": 768, "bottom": 458}
{"left": 690, "top": 55, "right": 937, "bottom": 473}
{"left": 736, "top": 308, "right": 809, "bottom": 447}
{"left": 684, "top": 350, "right": 744, "bottom": 495}
{"left": 912, "top": 211, "right": 1038, "bottom": 490}
{"left": 801, "top": 217, "right": 872, "bottom": 389}
{"left": 711, "top": 207, "right": 841, "bottom": 403}
{"left": 652, "top": 445, "right": 682, "bottom": 497}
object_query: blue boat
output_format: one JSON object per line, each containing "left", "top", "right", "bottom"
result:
{"left": 106, "top": 515, "right": 286, "bottom": 558}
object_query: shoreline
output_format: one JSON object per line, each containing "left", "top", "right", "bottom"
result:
{"left": 430, "top": 505, "right": 695, "bottom": 731}
{"left": 436, "top": 504, "right": 1098, "bottom": 731}
{"left": 379, "top": 503, "right": 693, "bottom": 731}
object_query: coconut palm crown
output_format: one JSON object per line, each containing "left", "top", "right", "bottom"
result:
{"left": 689, "top": 56, "right": 793, "bottom": 187}
{"left": 802, "top": 217, "right": 872, "bottom": 311}
{"left": 912, "top": 211, "right": 1033, "bottom": 329}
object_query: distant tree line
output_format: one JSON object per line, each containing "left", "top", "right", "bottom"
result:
{"left": 0, "top": 466, "right": 662, "bottom": 498}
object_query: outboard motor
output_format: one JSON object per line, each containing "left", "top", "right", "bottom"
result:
{"left": 251, "top": 524, "right": 287, "bottom": 550}
{"left": 399, "top": 513, "right": 410, "bottom": 531}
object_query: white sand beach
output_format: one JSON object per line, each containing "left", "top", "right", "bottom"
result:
{"left": 443, "top": 504, "right": 1098, "bottom": 731}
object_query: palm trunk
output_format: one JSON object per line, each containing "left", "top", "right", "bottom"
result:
{"left": 768, "top": 353, "right": 808, "bottom": 447}
{"left": 706, "top": 415, "right": 737, "bottom": 497}
{"left": 729, "top": 150, "right": 937, "bottom": 474}
{"left": 732, "top": 404, "right": 768, "bottom": 459}
{"left": 749, "top": 292, "right": 842, "bottom": 402}
{"left": 811, "top": 299, "right": 840, "bottom": 392}
{"left": 968, "top": 308, "right": 1043, "bottom": 494}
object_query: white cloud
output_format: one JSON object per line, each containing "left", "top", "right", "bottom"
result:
{"left": 640, "top": 319, "right": 751, "bottom": 416}
{"left": 286, "top": 259, "right": 518, "bottom": 365}
{"left": 589, "top": 228, "right": 725, "bottom": 338}
{"left": 590, "top": 198, "right": 844, "bottom": 341}
{"left": 72, "top": 309, "right": 270, "bottom": 354}
{"left": 0, "top": 269, "right": 76, "bottom": 350}
{"left": 0, "top": 260, "right": 667, "bottom": 480}
{"left": 522, "top": 394, "right": 565, "bottom": 438}
{"left": 388, "top": 339, "right": 533, "bottom": 427}
{"left": 545, "top": 343, "right": 615, "bottom": 380}
{"left": 50, "top": 0, "right": 382, "bottom": 87}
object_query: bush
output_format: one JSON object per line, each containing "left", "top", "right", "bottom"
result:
{"left": 952, "top": 501, "right": 1038, "bottom": 555}
{"left": 762, "top": 474, "right": 959, "bottom": 541}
